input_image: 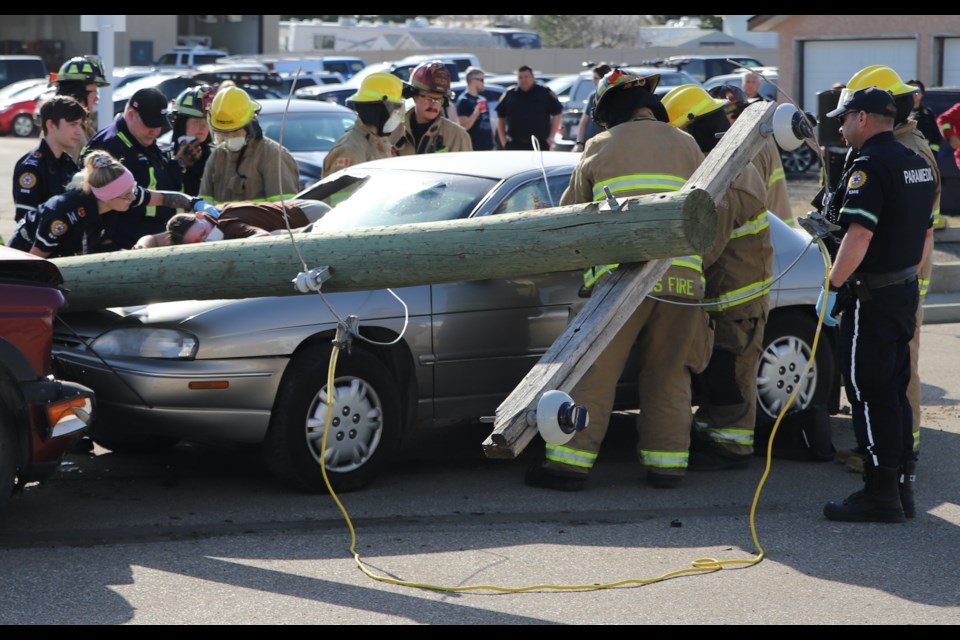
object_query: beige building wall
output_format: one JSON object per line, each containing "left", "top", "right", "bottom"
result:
{"left": 751, "top": 15, "right": 960, "bottom": 96}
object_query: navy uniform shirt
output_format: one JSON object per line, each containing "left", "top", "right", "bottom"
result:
{"left": 455, "top": 92, "right": 494, "bottom": 151}
{"left": 8, "top": 189, "right": 100, "bottom": 258}
{"left": 82, "top": 115, "right": 180, "bottom": 249}
{"left": 12, "top": 137, "right": 79, "bottom": 223}
{"left": 838, "top": 130, "right": 936, "bottom": 273}
{"left": 495, "top": 83, "right": 562, "bottom": 148}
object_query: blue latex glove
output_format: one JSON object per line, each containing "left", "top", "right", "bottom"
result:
{"left": 816, "top": 286, "right": 839, "bottom": 327}
{"left": 193, "top": 199, "right": 221, "bottom": 220}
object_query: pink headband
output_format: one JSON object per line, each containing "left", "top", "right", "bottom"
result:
{"left": 91, "top": 167, "right": 136, "bottom": 201}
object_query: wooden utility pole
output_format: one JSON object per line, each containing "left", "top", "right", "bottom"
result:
{"left": 52, "top": 189, "right": 717, "bottom": 313}
{"left": 481, "top": 101, "right": 777, "bottom": 459}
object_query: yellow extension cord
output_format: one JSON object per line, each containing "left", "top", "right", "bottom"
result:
{"left": 317, "top": 239, "right": 835, "bottom": 594}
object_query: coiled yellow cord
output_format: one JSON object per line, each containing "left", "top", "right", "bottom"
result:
{"left": 319, "top": 243, "right": 834, "bottom": 592}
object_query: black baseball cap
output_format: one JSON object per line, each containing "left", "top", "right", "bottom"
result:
{"left": 128, "top": 87, "right": 169, "bottom": 128}
{"left": 827, "top": 86, "right": 896, "bottom": 120}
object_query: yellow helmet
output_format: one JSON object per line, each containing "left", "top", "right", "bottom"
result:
{"left": 208, "top": 86, "right": 260, "bottom": 133}
{"left": 842, "top": 65, "right": 916, "bottom": 101}
{"left": 347, "top": 72, "right": 405, "bottom": 106}
{"left": 661, "top": 84, "right": 727, "bottom": 129}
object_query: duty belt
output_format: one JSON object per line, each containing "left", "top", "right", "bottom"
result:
{"left": 850, "top": 266, "right": 917, "bottom": 290}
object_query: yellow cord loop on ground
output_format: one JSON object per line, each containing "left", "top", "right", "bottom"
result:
{"left": 318, "top": 244, "right": 835, "bottom": 592}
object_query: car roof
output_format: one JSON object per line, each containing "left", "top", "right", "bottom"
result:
{"left": 348, "top": 150, "right": 578, "bottom": 180}
{"left": 255, "top": 98, "right": 355, "bottom": 115}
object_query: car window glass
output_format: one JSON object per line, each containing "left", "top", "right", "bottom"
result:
{"left": 493, "top": 174, "right": 570, "bottom": 214}
{"left": 683, "top": 59, "right": 705, "bottom": 81}
{"left": 311, "top": 171, "right": 496, "bottom": 230}
{"left": 258, "top": 111, "right": 356, "bottom": 152}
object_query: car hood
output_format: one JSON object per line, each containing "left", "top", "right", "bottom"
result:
{"left": 92, "top": 288, "right": 431, "bottom": 360}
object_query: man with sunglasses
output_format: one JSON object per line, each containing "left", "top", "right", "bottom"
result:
{"left": 394, "top": 60, "right": 471, "bottom": 156}
{"left": 456, "top": 66, "right": 494, "bottom": 151}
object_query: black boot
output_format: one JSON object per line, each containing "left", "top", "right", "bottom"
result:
{"left": 823, "top": 465, "right": 906, "bottom": 523}
{"left": 899, "top": 461, "right": 917, "bottom": 519}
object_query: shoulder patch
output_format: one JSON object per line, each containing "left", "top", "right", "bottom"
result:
{"left": 334, "top": 156, "right": 351, "bottom": 169}
{"left": 18, "top": 172, "right": 37, "bottom": 190}
{"left": 847, "top": 170, "right": 868, "bottom": 190}
{"left": 50, "top": 219, "right": 69, "bottom": 236}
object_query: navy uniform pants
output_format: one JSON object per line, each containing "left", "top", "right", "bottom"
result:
{"left": 839, "top": 280, "right": 918, "bottom": 469}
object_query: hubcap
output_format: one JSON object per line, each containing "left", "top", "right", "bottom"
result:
{"left": 304, "top": 376, "right": 383, "bottom": 473}
{"left": 756, "top": 334, "right": 819, "bottom": 418}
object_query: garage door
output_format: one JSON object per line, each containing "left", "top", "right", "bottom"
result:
{"left": 801, "top": 38, "right": 917, "bottom": 110}
{"left": 943, "top": 38, "right": 960, "bottom": 85}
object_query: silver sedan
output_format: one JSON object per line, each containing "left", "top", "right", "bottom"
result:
{"left": 53, "top": 151, "right": 835, "bottom": 493}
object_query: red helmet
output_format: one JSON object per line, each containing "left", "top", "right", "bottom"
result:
{"left": 409, "top": 61, "right": 453, "bottom": 97}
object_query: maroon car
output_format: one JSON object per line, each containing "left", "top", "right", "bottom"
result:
{"left": 0, "top": 245, "right": 94, "bottom": 513}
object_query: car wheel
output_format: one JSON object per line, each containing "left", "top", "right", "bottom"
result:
{"left": 756, "top": 311, "right": 835, "bottom": 428}
{"left": 11, "top": 114, "right": 35, "bottom": 138}
{"left": 264, "top": 343, "right": 402, "bottom": 494}
{"left": 780, "top": 144, "right": 816, "bottom": 173}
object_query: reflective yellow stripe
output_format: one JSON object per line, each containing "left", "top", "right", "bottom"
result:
{"left": 766, "top": 167, "right": 785, "bottom": 189}
{"left": 707, "top": 428, "right": 754, "bottom": 446}
{"left": 639, "top": 449, "right": 688, "bottom": 470}
{"left": 703, "top": 276, "right": 773, "bottom": 312}
{"left": 583, "top": 263, "right": 619, "bottom": 288}
{"left": 591, "top": 173, "right": 687, "bottom": 201}
{"left": 545, "top": 443, "right": 598, "bottom": 470}
{"left": 117, "top": 132, "right": 134, "bottom": 148}
{"left": 145, "top": 166, "right": 158, "bottom": 218}
{"left": 919, "top": 277, "right": 930, "bottom": 297}
{"left": 729, "top": 211, "right": 769, "bottom": 239}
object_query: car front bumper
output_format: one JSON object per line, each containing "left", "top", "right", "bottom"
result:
{"left": 53, "top": 351, "right": 289, "bottom": 445}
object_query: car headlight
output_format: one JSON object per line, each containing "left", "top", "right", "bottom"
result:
{"left": 90, "top": 328, "right": 198, "bottom": 359}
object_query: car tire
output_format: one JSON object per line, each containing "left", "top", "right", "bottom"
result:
{"left": 0, "top": 399, "right": 17, "bottom": 512}
{"left": 780, "top": 144, "right": 817, "bottom": 174}
{"left": 11, "top": 113, "right": 35, "bottom": 138}
{"left": 756, "top": 311, "right": 836, "bottom": 429}
{"left": 264, "top": 343, "right": 402, "bottom": 494}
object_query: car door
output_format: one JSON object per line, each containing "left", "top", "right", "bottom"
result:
{"left": 429, "top": 170, "right": 583, "bottom": 420}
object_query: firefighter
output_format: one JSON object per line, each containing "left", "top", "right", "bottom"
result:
{"left": 322, "top": 72, "right": 406, "bottom": 177}
{"left": 168, "top": 85, "right": 216, "bottom": 197}
{"left": 49, "top": 55, "right": 111, "bottom": 162}
{"left": 831, "top": 65, "right": 941, "bottom": 517}
{"left": 199, "top": 85, "right": 299, "bottom": 205}
{"left": 394, "top": 60, "right": 472, "bottom": 156}
{"left": 662, "top": 84, "right": 772, "bottom": 471}
{"left": 524, "top": 68, "right": 710, "bottom": 491}
{"left": 708, "top": 83, "right": 795, "bottom": 226}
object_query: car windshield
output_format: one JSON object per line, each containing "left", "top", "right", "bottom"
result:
{"left": 257, "top": 110, "right": 357, "bottom": 152}
{"left": 307, "top": 169, "right": 498, "bottom": 230}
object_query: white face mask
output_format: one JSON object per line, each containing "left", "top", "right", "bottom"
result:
{"left": 218, "top": 134, "right": 246, "bottom": 152}
{"left": 382, "top": 105, "right": 403, "bottom": 134}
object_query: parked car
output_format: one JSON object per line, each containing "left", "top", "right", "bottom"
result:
{"left": 0, "top": 77, "right": 48, "bottom": 137}
{"left": 549, "top": 67, "right": 701, "bottom": 151}
{"left": 702, "top": 67, "right": 780, "bottom": 102}
{"left": 0, "top": 246, "right": 94, "bottom": 514}
{"left": 651, "top": 55, "right": 766, "bottom": 84}
{"left": 111, "top": 70, "right": 287, "bottom": 133}
{"left": 52, "top": 151, "right": 835, "bottom": 494}
{"left": 0, "top": 55, "right": 48, "bottom": 92}
{"left": 154, "top": 45, "right": 228, "bottom": 69}
{"left": 256, "top": 98, "right": 358, "bottom": 190}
